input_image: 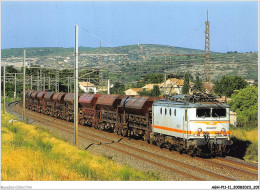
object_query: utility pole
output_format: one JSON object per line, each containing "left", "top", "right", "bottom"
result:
{"left": 31, "top": 75, "right": 33, "bottom": 90}
{"left": 56, "top": 69, "right": 59, "bottom": 92}
{"left": 23, "top": 50, "right": 26, "bottom": 122}
{"left": 43, "top": 74, "right": 45, "bottom": 91}
{"left": 70, "top": 77, "right": 71, "bottom": 93}
{"left": 14, "top": 73, "right": 17, "bottom": 98}
{"left": 162, "top": 73, "right": 167, "bottom": 95}
{"left": 48, "top": 76, "right": 51, "bottom": 90}
{"left": 204, "top": 10, "right": 210, "bottom": 84}
{"left": 74, "top": 25, "right": 79, "bottom": 147}
{"left": 107, "top": 78, "right": 110, "bottom": 94}
{"left": 68, "top": 77, "right": 70, "bottom": 92}
{"left": 40, "top": 69, "right": 42, "bottom": 90}
{"left": 3, "top": 62, "right": 6, "bottom": 114}
{"left": 37, "top": 71, "right": 39, "bottom": 90}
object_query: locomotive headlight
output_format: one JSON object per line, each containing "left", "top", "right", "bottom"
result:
{"left": 197, "top": 128, "right": 202, "bottom": 136}
{"left": 221, "top": 128, "right": 227, "bottom": 136}
{"left": 197, "top": 128, "right": 202, "bottom": 132}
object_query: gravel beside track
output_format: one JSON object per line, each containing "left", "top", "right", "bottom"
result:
{"left": 6, "top": 102, "right": 258, "bottom": 181}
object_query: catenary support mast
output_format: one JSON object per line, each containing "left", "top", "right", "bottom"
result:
{"left": 74, "top": 25, "right": 79, "bottom": 147}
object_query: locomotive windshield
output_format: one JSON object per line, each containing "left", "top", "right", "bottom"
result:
{"left": 212, "top": 108, "right": 226, "bottom": 117}
{"left": 196, "top": 108, "right": 211, "bottom": 117}
{"left": 196, "top": 108, "right": 226, "bottom": 118}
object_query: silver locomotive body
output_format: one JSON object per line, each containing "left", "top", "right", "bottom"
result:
{"left": 152, "top": 94, "right": 232, "bottom": 156}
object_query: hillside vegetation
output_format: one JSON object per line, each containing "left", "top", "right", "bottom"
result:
{"left": 1, "top": 112, "right": 160, "bottom": 181}
{"left": 2, "top": 45, "right": 258, "bottom": 85}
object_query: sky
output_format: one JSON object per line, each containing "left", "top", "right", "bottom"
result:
{"left": 1, "top": 1, "right": 258, "bottom": 53}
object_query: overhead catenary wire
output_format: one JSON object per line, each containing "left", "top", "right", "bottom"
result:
{"left": 80, "top": 26, "right": 129, "bottom": 56}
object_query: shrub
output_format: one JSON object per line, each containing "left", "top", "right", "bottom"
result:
{"left": 229, "top": 86, "right": 258, "bottom": 129}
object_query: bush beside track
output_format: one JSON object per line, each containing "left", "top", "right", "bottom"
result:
{"left": 1, "top": 111, "right": 160, "bottom": 181}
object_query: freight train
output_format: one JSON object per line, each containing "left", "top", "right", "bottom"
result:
{"left": 24, "top": 90, "right": 232, "bottom": 156}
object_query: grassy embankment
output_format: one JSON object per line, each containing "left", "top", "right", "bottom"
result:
{"left": 1, "top": 97, "right": 20, "bottom": 104}
{"left": 230, "top": 127, "right": 258, "bottom": 162}
{"left": 1, "top": 111, "right": 160, "bottom": 181}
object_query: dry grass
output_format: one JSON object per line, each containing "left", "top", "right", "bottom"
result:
{"left": 231, "top": 128, "right": 258, "bottom": 144}
{"left": 231, "top": 127, "right": 258, "bottom": 162}
{"left": 1, "top": 112, "right": 160, "bottom": 181}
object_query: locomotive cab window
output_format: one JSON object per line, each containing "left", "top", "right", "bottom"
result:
{"left": 165, "top": 108, "right": 167, "bottom": 115}
{"left": 160, "top": 108, "right": 162, "bottom": 114}
{"left": 196, "top": 108, "right": 210, "bottom": 117}
{"left": 169, "top": 109, "right": 172, "bottom": 116}
{"left": 212, "top": 108, "right": 226, "bottom": 117}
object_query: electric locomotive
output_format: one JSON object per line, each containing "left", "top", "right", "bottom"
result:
{"left": 152, "top": 94, "right": 232, "bottom": 156}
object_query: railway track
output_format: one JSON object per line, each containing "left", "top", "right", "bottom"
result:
{"left": 6, "top": 102, "right": 258, "bottom": 181}
{"left": 214, "top": 157, "right": 258, "bottom": 174}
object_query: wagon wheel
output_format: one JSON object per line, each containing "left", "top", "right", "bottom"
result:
{"left": 114, "top": 123, "right": 121, "bottom": 135}
{"left": 113, "top": 125, "right": 118, "bottom": 134}
{"left": 115, "top": 125, "right": 121, "bottom": 136}
{"left": 156, "top": 136, "right": 165, "bottom": 148}
{"left": 79, "top": 119, "right": 85, "bottom": 126}
{"left": 116, "top": 130, "right": 121, "bottom": 136}
{"left": 223, "top": 145, "right": 230, "bottom": 156}
{"left": 177, "top": 142, "right": 185, "bottom": 154}
{"left": 177, "top": 147, "right": 184, "bottom": 154}
{"left": 196, "top": 148, "right": 201, "bottom": 157}
{"left": 143, "top": 131, "right": 151, "bottom": 144}
{"left": 98, "top": 123, "right": 105, "bottom": 131}
{"left": 91, "top": 120, "right": 95, "bottom": 128}
{"left": 187, "top": 148, "right": 195, "bottom": 157}
{"left": 121, "top": 128, "right": 128, "bottom": 137}
{"left": 94, "top": 124, "right": 99, "bottom": 129}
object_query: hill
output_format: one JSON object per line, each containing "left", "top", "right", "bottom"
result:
{"left": 1, "top": 45, "right": 258, "bottom": 84}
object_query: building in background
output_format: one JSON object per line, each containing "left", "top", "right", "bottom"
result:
{"left": 142, "top": 83, "right": 160, "bottom": 91}
{"left": 230, "top": 111, "right": 237, "bottom": 127}
{"left": 125, "top": 88, "right": 142, "bottom": 95}
{"left": 160, "top": 78, "right": 193, "bottom": 95}
{"left": 78, "top": 82, "right": 97, "bottom": 93}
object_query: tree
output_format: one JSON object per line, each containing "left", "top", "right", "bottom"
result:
{"left": 138, "top": 90, "right": 150, "bottom": 96}
{"left": 150, "top": 85, "right": 160, "bottom": 96}
{"left": 214, "top": 75, "right": 248, "bottom": 97}
{"left": 110, "top": 82, "right": 125, "bottom": 95}
{"left": 143, "top": 73, "right": 164, "bottom": 84}
{"left": 229, "top": 86, "right": 258, "bottom": 129}
{"left": 193, "top": 75, "right": 203, "bottom": 92}
{"left": 138, "top": 85, "right": 160, "bottom": 96}
{"left": 182, "top": 72, "right": 189, "bottom": 94}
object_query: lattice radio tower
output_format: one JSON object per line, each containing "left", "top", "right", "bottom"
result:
{"left": 204, "top": 10, "right": 210, "bottom": 83}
